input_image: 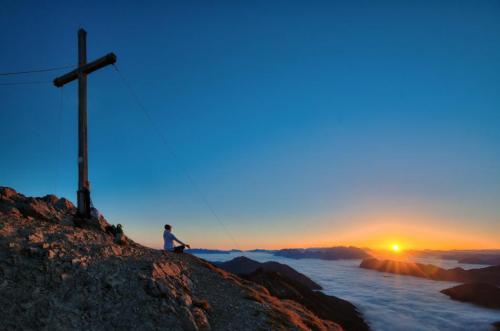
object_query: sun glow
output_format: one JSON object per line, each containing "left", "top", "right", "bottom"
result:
{"left": 391, "top": 244, "right": 400, "bottom": 252}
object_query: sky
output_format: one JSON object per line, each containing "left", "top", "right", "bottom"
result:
{"left": 1, "top": 0, "right": 499, "bottom": 250}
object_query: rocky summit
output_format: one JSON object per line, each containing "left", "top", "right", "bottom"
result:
{"left": 0, "top": 187, "right": 343, "bottom": 331}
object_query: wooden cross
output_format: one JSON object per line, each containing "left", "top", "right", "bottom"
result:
{"left": 53, "top": 28, "right": 116, "bottom": 218}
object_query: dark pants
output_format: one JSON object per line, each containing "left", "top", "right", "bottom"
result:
{"left": 173, "top": 245, "right": 185, "bottom": 253}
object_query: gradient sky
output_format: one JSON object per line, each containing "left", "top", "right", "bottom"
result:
{"left": 1, "top": 0, "right": 499, "bottom": 250}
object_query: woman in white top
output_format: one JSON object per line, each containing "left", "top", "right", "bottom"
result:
{"left": 163, "top": 224, "right": 190, "bottom": 253}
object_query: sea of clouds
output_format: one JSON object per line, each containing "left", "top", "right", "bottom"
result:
{"left": 194, "top": 252, "right": 500, "bottom": 331}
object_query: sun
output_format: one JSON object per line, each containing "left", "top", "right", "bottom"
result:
{"left": 391, "top": 244, "right": 400, "bottom": 252}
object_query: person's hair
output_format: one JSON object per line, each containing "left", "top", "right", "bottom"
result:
{"left": 164, "top": 224, "right": 172, "bottom": 230}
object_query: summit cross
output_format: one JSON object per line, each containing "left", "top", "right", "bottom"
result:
{"left": 53, "top": 28, "right": 116, "bottom": 218}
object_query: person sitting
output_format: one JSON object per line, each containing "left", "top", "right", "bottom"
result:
{"left": 163, "top": 224, "right": 190, "bottom": 253}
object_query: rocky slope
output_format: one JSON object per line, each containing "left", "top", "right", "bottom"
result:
{"left": 245, "top": 268, "right": 370, "bottom": 331}
{"left": 216, "top": 256, "right": 322, "bottom": 290}
{"left": 359, "top": 257, "right": 500, "bottom": 285}
{"left": 217, "top": 257, "right": 370, "bottom": 331}
{"left": 0, "top": 187, "right": 343, "bottom": 331}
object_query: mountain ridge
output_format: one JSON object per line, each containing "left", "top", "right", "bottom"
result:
{"left": 0, "top": 186, "right": 342, "bottom": 331}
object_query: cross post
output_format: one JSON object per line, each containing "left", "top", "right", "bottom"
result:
{"left": 53, "top": 28, "right": 116, "bottom": 219}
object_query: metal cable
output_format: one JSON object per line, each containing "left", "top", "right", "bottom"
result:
{"left": 0, "top": 80, "right": 51, "bottom": 86}
{"left": 112, "top": 63, "right": 243, "bottom": 251}
{"left": 0, "top": 64, "right": 75, "bottom": 76}
{"left": 54, "top": 87, "right": 64, "bottom": 195}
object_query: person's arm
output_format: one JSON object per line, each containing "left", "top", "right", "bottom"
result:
{"left": 172, "top": 234, "right": 185, "bottom": 245}
{"left": 172, "top": 234, "right": 190, "bottom": 248}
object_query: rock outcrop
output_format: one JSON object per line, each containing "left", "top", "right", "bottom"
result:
{"left": 359, "top": 258, "right": 500, "bottom": 285}
{"left": 440, "top": 283, "right": 500, "bottom": 309}
{"left": 0, "top": 187, "right": 343, "bottom": 331}
{"left": 217, "top": 257, "right": 370, "bottom": 331}
{"left": 0, "top": 186, "right": 75, "bottom": 223}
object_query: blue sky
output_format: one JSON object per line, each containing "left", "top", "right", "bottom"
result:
{"left": 1, "top": 0, "right": 499, "bottom": 249}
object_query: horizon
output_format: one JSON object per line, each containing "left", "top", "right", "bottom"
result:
{"left": 158, "top": 246, "right": 500, "bottom": 253}
{"left": 1, "top": 1, "right": 500, "bottom": 251}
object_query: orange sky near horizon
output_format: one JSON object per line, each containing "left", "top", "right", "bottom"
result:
{"left": 129, "top": 210, "right": 500, "bottom": 251}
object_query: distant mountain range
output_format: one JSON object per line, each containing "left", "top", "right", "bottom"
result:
{"left": 192, "top": 247, "right": 500, "bottom": 265}
{"left": 187, "top": 248, "right": 278, "bottom": 254}
{"left": 274, "top": 247, "right": 370, "bottom": 260}
{"left": 406, "top": 249, "right": 500, "bottom": 266}
{"left": 246, "top": 248, "right": 277, "bottom": 253}
{"left": 186, "top": 248, "right": 242, "bottom": 254}
{"left": 190, "top": 246, "right": 371, "bottom": 260}
{"left": 360, "top": 257, "right": 500, "bottom": 285}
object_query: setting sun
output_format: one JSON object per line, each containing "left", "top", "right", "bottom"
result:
{"left": 391, "top": 244, "right": 400, "bottom": 252}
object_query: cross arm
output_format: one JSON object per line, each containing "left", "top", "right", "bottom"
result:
{"left": 53, "top": 52, "right": 117, "bottom": 87}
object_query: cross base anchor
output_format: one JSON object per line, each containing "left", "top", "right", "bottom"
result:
{"left": 76, "top": 188, "right": 91, "bottom": 219}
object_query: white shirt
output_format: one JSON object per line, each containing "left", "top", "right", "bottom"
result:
{"left": 163, "top": 230, "right": 185, "bottom": 251}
